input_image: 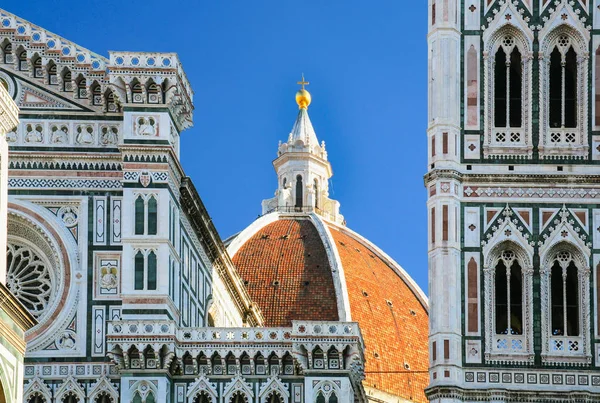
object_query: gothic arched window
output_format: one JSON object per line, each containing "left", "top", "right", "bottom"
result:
{"left": 27, "top": 396, "right": 45, "bottom": 403}
{"left": 148, "top": 196, "right": 158, "bottom": 235}
{"left": 295, "top": 175, "right": 303, "bottom": 209}
{"left": 549, "top": 40, "right": 577, "bottom": 129}
{"left": 493, "top": 40, "right": 522, "bottom": 129}
{"left": 147, "top": 251, "right": 157, "bottom": 290}
{"left": 540, "top": 28, "right": 588, "bottom": 156}
{"left": 550, "top": 252, "right": 579, "bottom": 336}
{"left": 494, "top": 251, "right": 523, "bottom": 335}
{"left": 135, "top": 195, "right": 145, "bottom": 235}
{"left": 316, "top": 393, "right": 326, "bottom": 403}
{"left": 132, "top": 393, "right": 142, "bottom": 403}
{"left": 328, "top": 394, "right": 338, "bottom": 403}
{"left": 134, "top": 251, "right": 144, "bottom": 290}
{"left": 541, "top": 244, "right": 590, "bottom": 363}
{"left": 146, "top": 393, "right": 156, "bottom": 403}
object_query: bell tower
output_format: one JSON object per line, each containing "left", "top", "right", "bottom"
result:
{"left": 427, "top": 1, "right": 600, "bottom": 402}
{"left": 262, "top": 77, "right": 343, "bottom": 224}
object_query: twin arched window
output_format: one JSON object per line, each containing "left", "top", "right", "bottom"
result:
{"left": 133, "top": 392, "right": 156, "bottom": 403}
{"left": 486, "top": 26, "right": 587, "bottom": 155}
{"left": 135, "top": 194, "right": 158, "bottom": 235}
{"left": 134, "top": 250, "right": 157, "bottom": 291}
{"left": 316, "top": 393, "right": 338, "bottom": 403}
{"left": 488, "top": 242, "right": 588, "bottom": 361}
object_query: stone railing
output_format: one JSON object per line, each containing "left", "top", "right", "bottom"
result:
{"left": 548, "top": 128, "right": 579, "bottom": 145}
{"left": 0, "top": 84, "right": 19, "bottom": 135}
{"left": 547, "top": 335, "right": 587, "bottom": 358}
{"left": 494, "top": 334, "right": 525, "bottom": 353}
{"left": 107, "top": 320, "right": 361, "bottom": 345}
{"left": 493, "top": 128, "right": 524, "bottom": 146}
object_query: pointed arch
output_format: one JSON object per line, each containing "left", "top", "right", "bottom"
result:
{"left": 482, "top": 23, "right": 533, "bottom": 157}
{"left": 55, "top": 377, "right": 86, "bottom": 402}
{"left": 23, "top": 376, "right": 52, "bottom": 403}
{"left": 312, "top": 380, "right": 341, "bottom": 402}
{"left": 105, "top": 88, "right": 119, "bottom": 112}
{"left": 61, "top": 67, "right": 73, "bottom": 92}
{"left": 131, "top": 79, "right": 144, "bottom": 103}
{"left": 88, "top": 376, "right": 119, "bottom": 403}
{"left": 16, "top": 46, "right": 27, "bottom": 71}
{"left": 31, "top": 53, "right": 42, "bottom": 78}
{"left": 46, "top": 60, "right": 57, "bottom": 85}
{"left": 222, "top": 375, "right": 253, "bottom": 403}
{"left": 186, "top": 375, "right": 218, "bottom": 403}
{"left": 239, "top": 352, "right": 252, "bottom": 375}
{"left": 258, "top": 376, "right": 289, "bottom": 403}
{"left": 211, "top": 352, "right": 223, "bottom": 375}
{"left": 539, "top": 24, "right": 589, "bottom": 157}
{"left": 75, "top": 74, "right": 87, "bottom": 99}
{"left": 483, "top": 239, "right": 534, "bottom": 363}
{"left": 540, "top": 240, "right": 591, "bottom": 363}
{"left": 1, "top": 40, "right": 13, "bottom": 64}
{"left": 90, "top": 81, "right": 102, "bottom": 106}
{"left": 147, "top": 79, "right": 160, "bottom": 104}
{"left": 312, "top": 346, "right": 325, "bottom": 369}
{"left": 254, "top": 352, "right": 266, "bottom": 375}
{"left": 129, "top": 380, "right": 158, "bottom": 403}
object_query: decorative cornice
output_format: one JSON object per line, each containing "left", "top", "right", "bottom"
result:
{"left": 0, "top": 82, "right": 19, "bottom": 134}
{"left": 0, "top": 282, "right": 37, "bottom": 333}
{"left": 425, "top": 169, "right": 600, "bottom": 186}
{"left": 426, "top": 385, "right": 600, "bottom": 402}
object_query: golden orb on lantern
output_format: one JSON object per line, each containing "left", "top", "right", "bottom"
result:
{"left": 296, "top": 89, "right": 311, "bottom": 109}
{"left": 296, "top": 74, "right": 311, "bottom": 109}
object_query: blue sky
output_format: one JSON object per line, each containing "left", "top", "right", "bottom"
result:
{"left": 6, "top": 1, "right": 429, "bottom": 292}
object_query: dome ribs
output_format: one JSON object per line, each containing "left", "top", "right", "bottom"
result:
{"left": 327, "top": 225, "right": 429, "bottom": 403}
{"left": 232, "top": 219, "right": 339, "bottom": 327}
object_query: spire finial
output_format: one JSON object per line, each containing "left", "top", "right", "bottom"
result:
{"left": 297, "top": 73, "right": 309, "bottom": 90}
{"left": 295, "top": 73, "right": 312, "bottom": 109}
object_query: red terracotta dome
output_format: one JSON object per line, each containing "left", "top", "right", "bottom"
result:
{"left": 227, "top": 212, "right": 429, "bottom": 403}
